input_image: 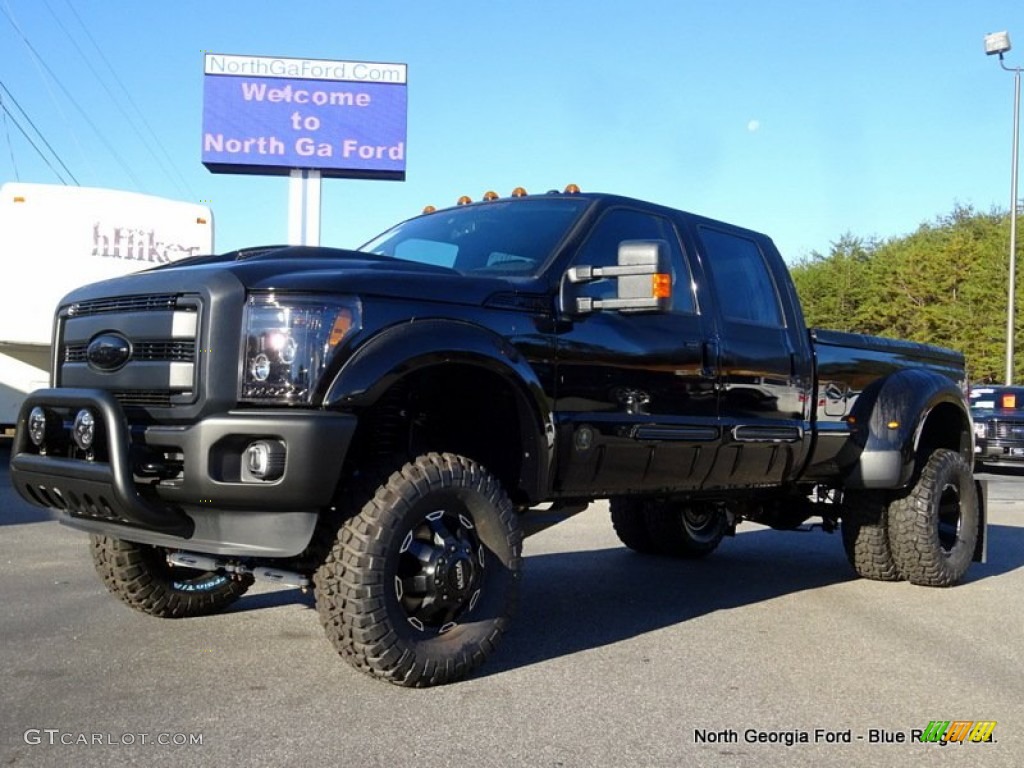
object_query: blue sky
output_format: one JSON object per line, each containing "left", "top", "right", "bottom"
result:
{"left": 2, "top": 0, "right": 1023, "bottom": 263}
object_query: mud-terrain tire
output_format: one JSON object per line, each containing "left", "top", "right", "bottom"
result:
{"left": 887, "top": 449, "right": 978, "bottom": 587}
{"left": 314, "top": 452, "right": 522, "bottom": 687}
{"left": 645, "top": 501, "right": 726, "bottom": 559}
{"left": 610, "top": 498, "right": 658, "bottom": 554}
{"left": 840, "top": 492, "right": 902, "bottom": 582}
{"left": 90, "top": 535, "right": 252, "bottom": 618}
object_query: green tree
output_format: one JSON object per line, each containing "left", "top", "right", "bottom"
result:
{"left": 790, "top": 233, "right": 874, "bottom": 333}
{"left": 790, "top": 205, "right": 1018, "bottom": 382}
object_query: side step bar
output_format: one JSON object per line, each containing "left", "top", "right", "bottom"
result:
{"left": 166, "top": 552, "right": 311, "bottom": 589}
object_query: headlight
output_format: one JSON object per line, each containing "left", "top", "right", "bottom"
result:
{"left": 973, "top": 421, "right": 987, "bottom": 439}
{"left": 241, "top": 294, "right": 361, "bottom": 404}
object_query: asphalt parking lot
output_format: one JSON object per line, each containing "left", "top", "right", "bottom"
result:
{"left": 1, "top": 443, "right": 1022, "bottom": 768}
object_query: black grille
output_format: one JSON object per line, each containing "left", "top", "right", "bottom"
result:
{"left": 993, "top": 421, "right": 1024, "bottom": 439}
{"left": 133, "top": 341, "right": 195, "bottom": 361}
{"left": 58, "top": 291, "right": 201, "bottom": 409}
{"left": 64, "top": 341, "right": 195, "bottom": 363}
{"left": 65, "top": 294, "right": 179, "bottom": 317}
{"left": 113, "top": 391, "right": 174, "bottom": 408}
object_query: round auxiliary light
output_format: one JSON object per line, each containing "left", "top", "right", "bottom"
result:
{"left": 27, "top": 406, "right": 47, "bottom": 447}
{"left": 72, "top": 409, "right": 96, "bottom": 451}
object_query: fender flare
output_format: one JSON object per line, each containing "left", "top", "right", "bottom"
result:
{"left": 841, "top": 368, "right": 971, "bottom": 490}
{"left": 324, "top": 319, "right": 554, "bottom": 500}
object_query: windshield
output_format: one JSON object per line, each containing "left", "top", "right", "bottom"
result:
{"left": 969, "top": 386, "right": 1024, "bottom": 410}
{"left": 358, "top": 197, "right": 590, "bottom": 277}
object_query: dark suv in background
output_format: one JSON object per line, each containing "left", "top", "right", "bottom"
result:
{"left": 971, "top": 385, "right": 1024, "bottom": 470}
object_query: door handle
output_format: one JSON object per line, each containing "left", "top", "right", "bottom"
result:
{"left": 701, "top": 339, "right": 719, "bottom": 379}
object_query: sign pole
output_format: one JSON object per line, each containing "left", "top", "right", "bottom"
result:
{"left": 288, "top": 169, "right": 321, "bottom": 246}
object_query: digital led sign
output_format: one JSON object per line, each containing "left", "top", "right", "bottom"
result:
{"left": 201, "top": 53, "right": 408, "bottom": 180}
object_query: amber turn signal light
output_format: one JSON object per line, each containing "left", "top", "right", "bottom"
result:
{"left": 652, "top": 273, "right": 672, "bottom": 299}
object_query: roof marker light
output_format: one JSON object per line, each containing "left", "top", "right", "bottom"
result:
{"left": 457, "top": 195, "right": 472, "bottom": 205}
{"left": 422, "top": 205, "right": 437, "bottom": 214}
{"left": 483, "top": 190, "right": 499, "bottom": 201}
{"left": 564, "top": 183, "right": 581, "bottom": 194}
{"left": 511, "top": 187, "right": 528, "bottom": 197}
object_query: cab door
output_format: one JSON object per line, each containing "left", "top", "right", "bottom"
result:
{"left": 686, "top": 224, "right": 813, "bottom": 489}
{"left": 553, "top": 207, "right": 720, "bottom": 496}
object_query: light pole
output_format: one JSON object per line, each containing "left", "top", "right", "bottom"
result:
{"left": 985, "top": 30, "right": 1021, "bottom": 385}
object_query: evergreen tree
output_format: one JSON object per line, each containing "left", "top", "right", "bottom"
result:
{"left": 790, "top": 206, "right": 1018, "bottom": 382}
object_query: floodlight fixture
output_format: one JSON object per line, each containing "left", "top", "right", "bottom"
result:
{"left": 985, "top": 31, "right": 1012, "bottom": 57}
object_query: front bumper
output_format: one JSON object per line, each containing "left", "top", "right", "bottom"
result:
{"left": 9, "top": 388, "right": 357, "bottom": 557}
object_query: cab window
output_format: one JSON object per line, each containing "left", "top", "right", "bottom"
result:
{"left": 698, "top": 227, "right": 784, "bottom": 327}
{"left": 573, "top": 208, "right": 696, "bottom": 313}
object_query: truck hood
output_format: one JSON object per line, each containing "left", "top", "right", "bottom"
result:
{"left": 59, "top": 245, "right": 526, "bottom": 309}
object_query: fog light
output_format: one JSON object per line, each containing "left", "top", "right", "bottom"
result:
{"left": 28, "top": 406, "right": 48, "bottom": 446}
{"left": 243, "top": 440, "right": 285, "bottom": 481}
{"left": 72, "top": 409, "right": 96, "bottom": 451}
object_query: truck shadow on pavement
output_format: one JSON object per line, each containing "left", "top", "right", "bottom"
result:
{"left": 227, "top": 521, "right": 1024, "bottom": 675}
{"left": 479, "top": 523, "right": 1024, "bottom": 677}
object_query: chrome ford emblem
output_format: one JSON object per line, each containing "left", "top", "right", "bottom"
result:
{"left": 86, "top": 333, "right": 131, "bottom": 371}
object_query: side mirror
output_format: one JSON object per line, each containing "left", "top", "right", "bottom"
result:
{"left": 565, "top": 240, "right": 672, "bottom": 314}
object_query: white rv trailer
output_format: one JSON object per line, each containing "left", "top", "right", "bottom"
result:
{"left": 0, "top": 182, "right": 213, "bottom": 429}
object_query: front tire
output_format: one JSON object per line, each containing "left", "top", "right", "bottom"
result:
{"left": 887, "top": 449, "right": 978, "bottom": 587}
{"left": 90, "top": 535, "right": 252, "bottom": 618}
{"left": 315, "top": 453, "right": 522, "bottom": 687}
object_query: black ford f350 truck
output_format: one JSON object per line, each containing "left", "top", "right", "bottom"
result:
{"left": 10, "top": 187, "right": 985, "bottom": 686}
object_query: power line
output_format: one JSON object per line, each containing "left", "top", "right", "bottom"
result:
{"left": 1, "top": 2, "right": 143, "bottom": 190}
{"left": 0, "top": 78, "right": 78, "bottom": 184}
{"left": 0, "top": 89, "right": 18, "bottom": 180}
{"left": 52, "top": 0, "right": 196, "bottom": 199}
{"left": 0, "top": 96, "right": 73, "bottom": 184}
{"left": 2, "top": 0, "right": 92, "bottom": 181}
